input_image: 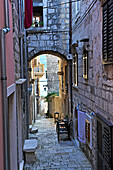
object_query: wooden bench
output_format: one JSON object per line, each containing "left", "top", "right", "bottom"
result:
{"left": 56, "top": 119, "right": 70, "bottom": 141}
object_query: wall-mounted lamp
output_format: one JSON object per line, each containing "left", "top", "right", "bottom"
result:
{"left": 71, "top": 41, "right": 78, "bottom": 54}
{"left": 80, "top": 38, "right": 92, "bottom": 52}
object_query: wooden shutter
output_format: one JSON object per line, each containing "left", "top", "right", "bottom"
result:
{"left": 103, "top": 0, "right": 113, "bottom": 64}
{"left": 97, "top": 114, "right": 113, "bottom": 169}
{"left": 103, "top": 3, "right": 108, "bottom": 61}
{"left": 103, "top": 125, "right": 111, "bottom": 168}
{"left": 33, "top": 59, "right": 37, "bottom": 67}
{"left": 107, "top": 0, "right": 113, "bottom": 62}
{"left": 83, "top": 49, "right": 88, "bottom": 79}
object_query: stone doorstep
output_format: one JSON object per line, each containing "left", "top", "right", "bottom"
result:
{"left": 23, "top": 139, "right": 38, "bottom": 163}
{"left": 30, "top": 127, "right": 38, "bottom": 134}
{"left": 29, "top": 125, "right": 32, "bottom": 131}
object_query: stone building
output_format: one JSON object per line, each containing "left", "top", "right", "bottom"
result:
{"left": 71, "top": 0, "right": 113, "bottom": 169}
{"left": 0, "top": 0, "right": 27, "bottom": 169}
{"left": 9, "top": 0, "right": 28, "bottom": 169}
{"left": 27, "top": 0, "right": 72, "bottom": 118}
{"left": 47, "top": 54, "right": 59, "bottom": 94}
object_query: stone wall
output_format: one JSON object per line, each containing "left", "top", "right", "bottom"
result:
{"left": 11, "top": 1, "right": 27, "bottom": 168}
{"left": 72, "top": 0, "right": 113, "bottom": 169}
{"left": 11, "top": 1, "right": 20, "bottom": 80}
{"left": 27, "top": 0, "right": 70, "bottom": 61}
{"left": 47, "top": 54, "right": 59, "bottom": 94}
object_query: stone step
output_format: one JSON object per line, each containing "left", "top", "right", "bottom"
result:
{"left": 30, "top": 127, "right": 38, "bottom": 134}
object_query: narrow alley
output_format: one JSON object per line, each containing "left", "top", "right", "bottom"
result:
{"left": 24, "top": 117, "right": 92, "bottom": 170}
{"left": 1, "top": 0, "right": 113, "bottom": 169}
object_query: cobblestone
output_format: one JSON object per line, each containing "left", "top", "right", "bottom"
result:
{"left": 24, "top": 117, "right": 92, "bottom": 170}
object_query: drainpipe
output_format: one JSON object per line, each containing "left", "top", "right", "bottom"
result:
{"left": 4, "top": 0, "right": 10, "bottom": 29}
{"left": 24, "top": 30, "right": 29, "bottom": 138}
{"left": 19, "top": 0, "right": 23, "bottom": 78}
{"left": 0, "top": 0, "right": 10, "bottom": 169}
{"left": 69, "top": 0, "right": 73, "bottom": 117}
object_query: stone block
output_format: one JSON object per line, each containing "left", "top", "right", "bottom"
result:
{"left": 30, "top": 127, "right": 38, "bottom": 134}
{"left": 23, "top": 139, "right": 37, "bottom": 163}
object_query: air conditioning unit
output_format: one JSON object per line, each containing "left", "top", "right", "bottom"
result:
{"left": 67, "top": 54, "right": 73, "bottom": 60}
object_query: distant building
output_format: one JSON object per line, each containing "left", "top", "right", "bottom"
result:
{"left": 47, "top": 54, "right": 59, "bottom": 94}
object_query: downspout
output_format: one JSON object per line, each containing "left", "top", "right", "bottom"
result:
{"left": 24, "top": 30, "right": 29, "bottom": 138}
{"left": 19, "top": 0, "right": 23, "bottom": 78}
{"left": 69, "top": 0, "right": 73, "bottom": 117}
{"left": 0, "top": 0, "right": 10, "bottom": 169}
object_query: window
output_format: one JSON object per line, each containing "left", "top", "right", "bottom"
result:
{"left": 32, "top": 59, "right": 37, "bottom": 67}
{"left": 83, "top": 49, "right": 88, "bottom": 79}
{"left": 73, "top": 54, "right": 78, "bottom": 86}
{"left": 102, "top": 0, "right": 113, "bottom": 64}
{"left": 75, "top": 1, "right": 80, "bottom": 15}
{"left": 85, "top": 119, "right": 90, "bottom": 143}
{"left": 33, "top": 6, "right": 43, "bottom": 27}
{"left": 38, "top": 64, "right": 44, "bottom": 72}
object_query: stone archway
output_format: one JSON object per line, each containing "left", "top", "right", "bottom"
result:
{"left": 28, "top": 48, "right": 68, "bottom": 62}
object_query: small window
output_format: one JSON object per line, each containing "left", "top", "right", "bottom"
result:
{"left": 38, "top": 64, "right": 44, "bottom": 72}
{"left": 83, "top": 49, "right": 88, "bottom": 79}
{"left": 73, "top": 54, "right": 78, "bottom": 86}
{"left": 32, "top": 59, "right": 37, "bottom": 67}
{"left": 85, "top": 119, "right": 90, "bottom": 143}
{"left": 102, "top": 0, "right": 113, "bottom": 64}
{"left": 33, "top": 6, "right": 43, "bottom": 27}
{"left": 61, "top": 66, "right": 64, "bottom": 89}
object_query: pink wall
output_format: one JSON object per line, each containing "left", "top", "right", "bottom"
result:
{"left": 6, "top": 1, "right": 15, "bottom": 87}
{"left": 0, "top": 64, "right": 4, "bottom": 170}
{"left": 0, "top": 0, "right": 5, "bottom": 169}
{"left": 0, "top": 1, "right": 15, "bottom": 169}
{"left": 0, "top": 0, "right": 5, "bottom": 29}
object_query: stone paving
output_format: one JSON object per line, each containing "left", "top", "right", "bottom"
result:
{"left": 24, "top": 117, "right": 92, "bottom": 170}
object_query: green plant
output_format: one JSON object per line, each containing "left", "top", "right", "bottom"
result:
{"left": 44, "top": 92, "right": 59, "bottom": 102}
{"left": 65, "top": 114, "right": 69, "bottom": 119}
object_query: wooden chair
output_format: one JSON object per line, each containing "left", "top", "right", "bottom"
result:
{"left": 54, "top": 112, "right": 59, "bottom": 123}
{"left": 56, "top": 119, "right": 70, "bottom": 141}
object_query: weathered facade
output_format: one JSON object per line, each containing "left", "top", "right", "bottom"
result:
{"left": 27, "top": 0, "right": 72, "bottom": 119}
{"left": 0, "top": 0, "right": 19, "bottom": 169}
{"left": 27, "top": 0, "right": 70, "bottom": 61}
{"left": 72, "top": 0, "right": 113, "bottom": 169}
{"left": 47, "top": 54, "right": 59, "bottom": 94}
{"left": 11, "top": 0, "right": 28, "bottom": 169}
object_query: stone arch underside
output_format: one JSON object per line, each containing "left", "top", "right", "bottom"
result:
{"left": 28, "top": 47, "right": 68, "bottom": 62}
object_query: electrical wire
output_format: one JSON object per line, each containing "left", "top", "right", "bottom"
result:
{"left": 43, "top": 0, "right": 80, "bottom": 9}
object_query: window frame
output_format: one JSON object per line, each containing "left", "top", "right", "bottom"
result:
{"left": 32, "top": 6, "right": 43, "bottom": 28}
{"left": 83, "top": 49, "right": 88, "bottom": 79}
{"left": 73, "top": 53, "right": 78, "bottom": 86}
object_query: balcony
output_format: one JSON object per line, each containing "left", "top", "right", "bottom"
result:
{"left": 34, "top": 72, "right": 45, "bottom": 79}
{"left": 33, "top": 64, "right": 44, "bottom": 79}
